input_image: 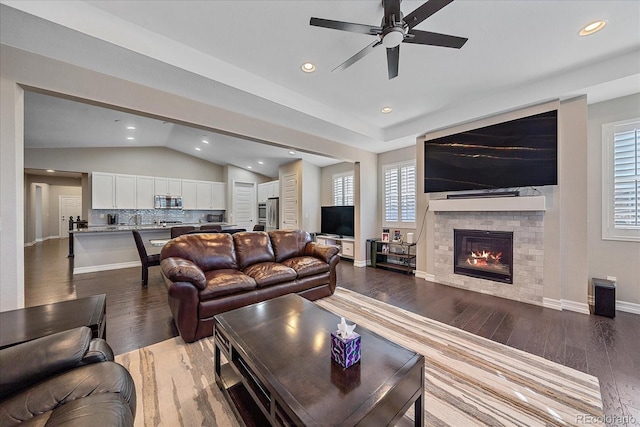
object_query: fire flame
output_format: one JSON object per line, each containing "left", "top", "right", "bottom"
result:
{"left": 466, "top": 250, "right": 502, "bottom": 267}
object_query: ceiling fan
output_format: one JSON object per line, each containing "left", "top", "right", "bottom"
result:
{"left": 310, "top": 0, "right": 468, "bottom": 79}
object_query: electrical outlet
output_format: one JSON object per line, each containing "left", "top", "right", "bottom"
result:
{"left": 99, "top": 214, "right": 104, "bottom": 219}
{"left": 606, "top": 276, "right": 617, "bottom": 282}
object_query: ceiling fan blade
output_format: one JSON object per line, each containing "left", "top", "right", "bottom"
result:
{"left": 404, "top": 0, "right": 454, "bottom": 30}
{"left": 332, "top": 40, "right": 382, "bottom": 72}
{"left": 383, "top": 0, "right": 401, "bottom": 24}
{"left": 387, "top": 46, "right": 399, "bottom": 79}
{"left": 404, "top": 29, "right": 468, "bottom": 48}
{"left": 310, "top": 17, "right": 382, "bottom": 35}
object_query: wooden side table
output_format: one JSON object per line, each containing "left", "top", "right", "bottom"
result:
{"left": 0, "top": 294, "right": 106, "bottom": 349}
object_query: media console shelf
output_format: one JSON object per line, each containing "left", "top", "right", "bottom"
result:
{"left": 315, "top": 235, "right": 354, "bottom": 259}
{"left": 371, "top": 240, "right": 416, "bottom": 275}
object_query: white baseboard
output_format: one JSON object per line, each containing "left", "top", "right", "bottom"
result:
{"left": 543, "top": 298, "right": 563, "bottom": 311}
{"left": 74, "top": 261, "right": 140, "bottom": 275}
{"left": 414, "top": 270, "right": 427, "bottom": 280}
{"left": 353, "top": 260, "right": 367, "bottom": 268}
{"left": 616, "top": 300, "right": 640, "bottom": 315}
{"left": 561, "top": 299, "right": 590, "bottom": 315}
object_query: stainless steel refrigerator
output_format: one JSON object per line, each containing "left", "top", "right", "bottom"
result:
{"left": 266, "top": 197, "right": 279, "bottom": 231}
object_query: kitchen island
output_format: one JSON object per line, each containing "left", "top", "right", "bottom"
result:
{"left": 71, "top": 223, "right": 230, "bottom": 275}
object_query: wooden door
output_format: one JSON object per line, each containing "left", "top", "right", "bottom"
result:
{"left": 281, "top": 172, "right": 298, "bottom": 230}
{"left": 59, "top": 196, "right": 82, "bottom": 238}
{"left": 232, "top": 181, "right": 256, "bottom": 230}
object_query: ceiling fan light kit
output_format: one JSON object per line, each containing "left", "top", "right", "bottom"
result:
{"left": 310, "top": 0, "right": 468, "bottom": 79}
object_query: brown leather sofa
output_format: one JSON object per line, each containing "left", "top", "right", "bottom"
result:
{"left": 0, "top": 327, "right": 136, "bottom": 426}
{"left": 160, "top": 230, "right": 340, "bottom": 343}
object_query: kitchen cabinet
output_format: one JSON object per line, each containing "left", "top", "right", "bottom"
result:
{"left": 92, "top": 172, "right": 116, "bottom": 209}
{"left": 154, "top": 177, "right": 181, "bottom": 196}
{"left": 115, "top": 175, "right": 136, "bottom": 209}
{"left": 136, "top": 176, "right": 155, "bottom": 209}
{"left": 91, "top": 172, "right": 136, "bottom": 209}
{"left": 257, "top": 180, "right": 279, "bottom": 202}
{"left": 211, "top": 182, "right": 226, "bottom": 209}
{"left": 196, "top": 181, "right": 226, "bottom": 210}
{"left": 181, "top": 180, "right": 197, "bottom": 210}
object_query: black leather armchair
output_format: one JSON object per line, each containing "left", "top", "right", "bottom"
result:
{"left": 0, "top": 327, "right": 136, "bottom": 426}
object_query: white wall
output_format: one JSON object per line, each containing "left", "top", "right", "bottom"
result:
{"left": 587, "top": 93, "right": 640, "bottom": 305}
{"left": 25, "top": 146, "right": 225, "bottom": 181}
{"left": 302, "top": 161, "right": 321, "bottom": 233}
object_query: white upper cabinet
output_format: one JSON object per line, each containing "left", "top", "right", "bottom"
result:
{"left": 92, "top": 172, "right": 224, "bottom": 210}
{"left": 181, "top": 180, "right": 197, "bottom": 210}
{"left": 212, "top": 182, "right": 226, "bottom": 210}
{"left": 195, "top": 180, "right": 226, "bottom": 210}
{"left": 257, "top": 180, "right": 279, "bottom": 203}
{"left": 92, "top": 172, "right": 116, "bottom": 209}
{"left": 115, "top": 174, "right": 136, "bottom": 209}
{"left": 136, "top": 176, "right": 155, "bottom": 209}
{"left": 154, "top": 177, "right": 182, "bottom": 196}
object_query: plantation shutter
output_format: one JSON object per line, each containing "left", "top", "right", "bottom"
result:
{"left": 400, "top": 163, "right": 416, "bottom": 222}
{"left": 343, "top": 174, "right": 354, "bottom": 205}
{"left": 613, "top": 127, "right": 639, "bottom": 227}
{"left": 333, "top": 173, "right": 354, "bottom": 206}
{"left": 333, "top": 176, "right": 343, "bottom": 206}
{"left": 384, "top": 166, "right": 399, "bottom": 222}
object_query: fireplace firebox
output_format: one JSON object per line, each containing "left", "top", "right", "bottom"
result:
{"left": 453, "top": 229, "right": 513, "bottom": 284}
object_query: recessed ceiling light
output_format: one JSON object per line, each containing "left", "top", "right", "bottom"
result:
{"left": 126, "top": 126, "right": 136, "bottom": 130}
{"left": 288, "top": 150, "right": 296, "bottom": 155}
{"left": 579, "top": 20, "right": 606, "bottom": 36}
{"left": 202, "top": 139, "right": 209, "bottom": 144}
{"left": 247, "top": 166, "right": 253, "bottom": 169}
{"left": 126, "top": 137, "right": 135, "bottom": 140}
{"left": 381, "top": 107, "right": 393, "bottom": 114}
{"left": 46, "top": 169, "right": 55, "bottom": 173}
{"left": 195, "top": 147, "right": 201, "bottom": 151}
{"left": 301, "top": 62, "right": 316, "bottom": 73}
{"left": 258, "top": 161, "right": 264, "bottom": 165}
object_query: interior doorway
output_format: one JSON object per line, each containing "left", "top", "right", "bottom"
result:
{"left": 59, "top": 196, "right": 82, "bottom": 239}
{"left": 232, "top": 181, "right": 256, "bottom": 230}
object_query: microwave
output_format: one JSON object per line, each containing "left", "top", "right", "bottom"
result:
{"left": 154, "top": 195, "right": 182, "bottom": 210}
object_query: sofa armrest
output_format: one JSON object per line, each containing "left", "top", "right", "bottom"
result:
{"left": 304, "top": 242, "right": 340, "bottom": 264}
{"left": 161, "top": 257, "right": 207, "bottom": 290}
{"left": 0, "top": 327, "right": 107, "bottom": 400}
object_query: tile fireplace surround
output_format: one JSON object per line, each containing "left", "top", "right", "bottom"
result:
{"left": 432, "top": 196, "right": 545, "bottom": 306}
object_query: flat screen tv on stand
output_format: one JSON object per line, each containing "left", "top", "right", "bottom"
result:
{"left": 424, "top": 110, "right": 558, "bottom": 194}
{"left": 321, "top": 206, "right": 354, "bottom": 238}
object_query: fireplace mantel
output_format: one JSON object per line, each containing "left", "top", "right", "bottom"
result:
{"left": 430, "top": 195, "right": 546, "bottom": 212}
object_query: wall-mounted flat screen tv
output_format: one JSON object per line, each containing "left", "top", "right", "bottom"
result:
{"left": 424, "top": 110, "right": 558, "bottom": 193}
{"left": 321, "top": 206, "right": 354, "bottom": 237}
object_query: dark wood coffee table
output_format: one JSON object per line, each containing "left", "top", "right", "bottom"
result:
{"left": 214, "top": 294, "right": 424, "bottom": 426}
{"left": 0, "top": 294, "right": 106, "bottom": 349}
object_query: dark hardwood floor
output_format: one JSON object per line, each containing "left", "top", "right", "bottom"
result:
{"left": 24, "top": 239, "right": 639, "bottom": 426}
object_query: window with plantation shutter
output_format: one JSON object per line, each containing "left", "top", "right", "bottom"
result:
{"left": 383, "top": 160, "right": 416, "bottom": 226}
{"left": 602, "top": 119, "right": 640, "bottom": 241}
{"left": 333, "top": 172, "right": 354, "bottom": 206}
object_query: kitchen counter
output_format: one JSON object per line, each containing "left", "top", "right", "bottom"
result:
{"left": 72, "top": 222, "right": 229, "bottom": 233}
{"left": 70, "top": 223, "right": 233, "bottom": 275}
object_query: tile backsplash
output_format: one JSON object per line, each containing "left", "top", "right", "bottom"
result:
{"left": 88, "top": 209, "right": 225, "bottom": 226}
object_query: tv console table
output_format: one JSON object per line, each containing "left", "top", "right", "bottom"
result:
{"left": 371, "top": 240, "right": 416, "bottom": 275}
{"left": 315, "top": 235, "right": 354, "bottom": 260}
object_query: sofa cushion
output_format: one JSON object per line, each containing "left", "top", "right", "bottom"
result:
{"left": 281, "top": 256, "right": 330, "bottom": 278}
{"left": 233, "top": 232, "right": 275, "bottom": 270}
{"left": 243, "top": 262, "right": 297, "bottom": 288}
{"left": 200, "top": 269, "right": 257, "bottom": 300}
{"left": 161, "top": 233, "right": 237, "bottom": 271}
{"left": 269, "top": 230, "right": 312, "bottom": 262}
